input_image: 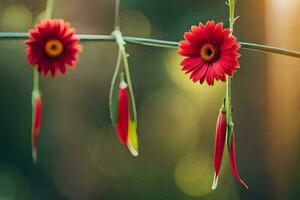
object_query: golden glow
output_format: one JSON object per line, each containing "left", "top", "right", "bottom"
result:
{"left": 1, "top": 4, "right": 32, "bottom": 31}
{"left": 45, "top": 39, "right": 63, "bottom": 57}
{"left": 164, "top": 51, "right": 224, "bottom": 101}
{"left": 174, "top": 153, "right": 212, "bottom": 197}
{"left": 266, "top": 0, "right": 300, "bottom": 197}
{"left": 120, "top": 10, "right": 151, "bottom": 37}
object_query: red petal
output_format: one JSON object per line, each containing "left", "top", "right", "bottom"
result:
{"left": 229, "top": 129, "right": 248, "bottom": 189}
{"left": 189, "top": 62, "right": 206, "bottom": 82}
{"left": 181, "top": 57, "right": 202, "bottom": 72}
{"left": 205, "top": 66, "right": 215, "bottom": 86}
{"left": 199, "top": 64, "right": 209, "bottom": 84}
{"left": 56, "top": 63, "right": 67, "bottom": 74}
{"left": 116, "top": 81, "right": 129, "bottom": 144}
{"left": 221, "top": 37, "right": 238, "bottom": 50}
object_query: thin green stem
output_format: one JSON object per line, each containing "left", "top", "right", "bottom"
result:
{"left": 33, "top": 68, "right": 40, "bottom": 93}
{"left": 226, "top": 0, "right": 235, "bottom": 147}
{"left": 114, "top": 0, "right": 120, "bottom": 29}
{"left": 32, "top": 0, "right": 54, "bottom": 94}
{"left": 112, "top": 30, "right": 138, "bottom": 123}
{"left": 109, "top": 49, "right": 122, "bottom": 126}
{"left": 45, "top": 0, "right": 54, "bottom": 19}
{"left": 1, "top": 32, "right": 300, "bottom": 59}
{"left": 123, "top": 36, "right": 179, "bottom": 48}
{"left": 122, "top": 48, "right": 138, "bottom": 123}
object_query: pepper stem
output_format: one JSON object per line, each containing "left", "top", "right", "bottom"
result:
{"left": 226, "top": 0, "right": 236, "bottom": 148}
{"left": 114, "top": 0, "right": 120, "bottom": 30}
{"left": 112, "top": 29, "right": 138, "bottom": 123}
{"left": 45, "top": 0, "right": 54, "bottom": 19}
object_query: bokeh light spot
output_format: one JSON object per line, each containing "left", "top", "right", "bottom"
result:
{"left": 174, "top": 153, "right": 212, "bottom": 197}
{"left": 164, "top": 51, "right": 225, "bottom": 112}
{"left": 120, "top": 10, "right": 151, "bottom": 37}
{"left": 1, "top": 4, "right": 32, "bottom": 31}
{"left": 0, "top": 172, "right": 16, "bottom": 199}
{"left": 35, "top": 11, "right": 45, "bottom": 24}
{"left": 164, "top": 51, "right": 224, "bottom": 94}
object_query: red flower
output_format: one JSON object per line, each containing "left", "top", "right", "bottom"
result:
{"left": 116, "top": 81, "right": 129, "bottom": 144}
{"left": 32, "top": 95, "right": 42, "bottom": 162}
{"left": 178, "top": 21, "right": 240, "bottom": 86}
{"left": 212, "top": 110, "right": 247, "bottom": 189}
{"left": 25, "top": 19, "right": 82, "bottom": 77}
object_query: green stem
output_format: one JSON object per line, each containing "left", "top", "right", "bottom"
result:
{"left": 123, "top": 36, "right": 179, "bottom": 49}
{"left": 1, "top": 32, "right": 300, "bottom": 59}
{"left": 33, "top": 68, "right": 40, "bottom": 93}
{"left": 226, "top": 0, "right": 235, "bottom": 147}
{"left": 114, "top": 0, "right": 120, "bottom": 29}
{"left": 122, "top": 47, "right": 138, "bottom": 123}
{"left": 109, "top": 49, "right": 122, "bottom": 126}
{"left": 45, "top": 0, "right": 54, "bottom": 19}
{"left": 32, "top": 0, "right": 54, "bottom": 95}
{"left": 112, "top": 30, "right": 138, "bottom": 123}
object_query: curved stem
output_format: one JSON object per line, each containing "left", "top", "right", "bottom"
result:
{"left": 112, "top": 30, "right": 138, "bottom": 123}
{"left": 122, "top": 48, "right": 138, "bottom": 123}
{"left": 109, "top": 49, "right": 122, "bottom": 126}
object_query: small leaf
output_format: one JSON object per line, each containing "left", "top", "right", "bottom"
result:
{"left": 127, "top": 121, "right": 139, "bottom": 157}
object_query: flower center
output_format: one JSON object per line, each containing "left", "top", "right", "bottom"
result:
{"left": 200, "top": 43, "right": 217, "bottom": 62}
{"left": 45, "top": 39, "right": 63, "bottom": 57}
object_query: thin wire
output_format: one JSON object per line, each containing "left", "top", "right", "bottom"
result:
{"left": 1, "top": 32, "right": 300, "bottom": 59}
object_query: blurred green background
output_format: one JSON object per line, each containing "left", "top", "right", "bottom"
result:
{"left": 0, "top": 0, "right": 299, "bottom": 199}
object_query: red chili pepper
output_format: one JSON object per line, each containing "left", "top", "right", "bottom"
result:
{"left": 212, "top": 111, "right": 226, "bottom": 190}
{"left": 116, "top": 81, "right": 129, "bottom": 145}
{"left": 32, "top": 96, "right": 42, "bottom": 162}
{"left": 229, "top": 129, "right": 248, "bottom": 189}
{"left": 212, "top": 110, "right": 248, "bottom": 189}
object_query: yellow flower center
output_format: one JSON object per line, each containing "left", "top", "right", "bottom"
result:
{"left": 200, "top": 43, "right": 217, "bottom": 62}
{"left": 45, "top": 39, "right": 63, "bottom": 57}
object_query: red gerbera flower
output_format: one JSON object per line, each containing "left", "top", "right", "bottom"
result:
{"left": 178, "top": 21, "right": 240, "bottom": 86}
{"left": 25, "top": 19, "right": 82, "bottom": 77}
